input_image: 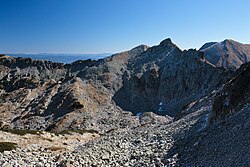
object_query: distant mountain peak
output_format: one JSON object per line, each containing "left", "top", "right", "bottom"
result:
{"left": 200, "top": 39, "right": 250, "bottom": 70}
{"left": 223, "top": 39, "right": 236, "bottom": 42}
{"left": 221, "top": 39, "right": 239, "bottom": 45}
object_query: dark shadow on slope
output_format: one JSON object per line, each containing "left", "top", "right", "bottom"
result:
{"left": 164, "top": 108, "right": 250, "bottom": 166}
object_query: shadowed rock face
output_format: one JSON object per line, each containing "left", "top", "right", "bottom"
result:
{"left": 209, "top": 61, "right": 250, "bottom": 124}
{"left": 200, "top": 39, "right": 250, "bottom": 70}
{"left": 113, "top": 39, "right": 229, "bottom": 116}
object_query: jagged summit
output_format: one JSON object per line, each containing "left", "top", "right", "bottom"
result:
{"left": 222, "top": 38, "right": 234, "bottom": 43}
{"left": 157, "top": 38, "right": 180, "bottom": 50}
{"left": 159, "top": 38, "right": 173, "bottom": 45}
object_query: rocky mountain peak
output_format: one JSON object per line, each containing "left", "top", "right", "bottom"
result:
{"left": 158, "top": 38, "right": 177, "bottom": 48}
{"left": 220, "top": 39, "right": 242, "bottom": 49}
{"left": 200, "top": 39, "right": 250, "bottom": 70}
{"left": 222, "top": 39, "right": 237, "bottom": 44}
{"left": 159, "top": 38, "right": 172, "bottom": 45}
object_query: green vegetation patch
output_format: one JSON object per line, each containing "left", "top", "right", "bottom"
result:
{"left": 0, "top": 142, "right": 17, "bottom": 152}
{"left": 4, "top": 129, "right": 42, "bottom": 136}
{"left": 59, "top": 129, "right": 99, "bottom": 135}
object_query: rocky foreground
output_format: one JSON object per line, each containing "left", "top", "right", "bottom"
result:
{"left": 0, "top": 105, "right": 210, "bottom": 166}
{"left": 0, "top": 130, "right": 97, "bottom": 166}
{"left": 0, "top": 100, "right": 249, "bottom": 166}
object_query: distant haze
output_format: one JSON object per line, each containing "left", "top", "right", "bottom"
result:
{"left": 6, "top": 53, "right": 112, "bottom": 64}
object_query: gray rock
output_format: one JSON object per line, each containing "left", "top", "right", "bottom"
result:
{"left": 2, "top": 162, "right": 12, "bottom": 167}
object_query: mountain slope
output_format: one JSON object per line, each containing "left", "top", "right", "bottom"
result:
{"left": 0, "top": 46, "right": 148, "bottom": 133}
{"left": 200, "top": 39, "right": 250, "bottom": 70}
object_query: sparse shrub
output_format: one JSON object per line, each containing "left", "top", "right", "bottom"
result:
{"left": 46, "top": 138, "right": 53, "bottom": 142}
{"left": 0, "top": 142, "right": 17, "bottom": 152}
{"left": 47, "top": 146, "right": 64, "bottom": 151}
{"left": 59, "top": 129, "right": 99, "bottom": 135}
{"left": 4, "top": 129, "right": 42, "bottom": 136}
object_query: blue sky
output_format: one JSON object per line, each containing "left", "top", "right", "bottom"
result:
{"left": 0, "top": 0, "right": 250, "bottom": 53}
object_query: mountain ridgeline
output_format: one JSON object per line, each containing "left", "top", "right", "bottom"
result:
{"left": 0, "top": 38, "right": 249, "bottom": 133}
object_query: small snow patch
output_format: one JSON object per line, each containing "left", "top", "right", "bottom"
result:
{"left": 136, "top": 112, "right": 142, "bottom": 116}
{"left": 199, "top": 112, "right": 209, "bottom": 131}
{"left": 158, "top": 102, "right": 163, "bottom": 112}
{"left": 165, "top": 48, "right": 174, "bottom": 57}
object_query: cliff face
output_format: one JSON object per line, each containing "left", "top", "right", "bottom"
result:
{"left": 113, "top": 39, "right": 229, "bottom": 116}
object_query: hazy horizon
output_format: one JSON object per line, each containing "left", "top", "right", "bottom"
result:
{"left": 4, "top": 53, "right": 112, "bottom": 64}
{"left": 2, "top": 52, "right": 113, "bottom": 55}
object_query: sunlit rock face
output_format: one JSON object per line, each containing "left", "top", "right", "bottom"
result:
{"left": 0, "top": 45, "right": 149, "bottom": 132}
{"left": 200, "top": 39, "right": 250, "bottom": 70}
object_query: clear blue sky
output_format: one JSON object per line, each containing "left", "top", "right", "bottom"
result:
{"left": 0, "top": 0, "right": 250, "bottom": 53}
